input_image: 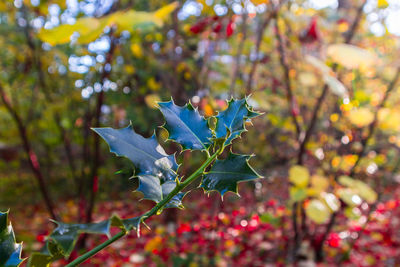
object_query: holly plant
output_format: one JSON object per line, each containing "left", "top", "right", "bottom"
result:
{"left": 0, "top": 211, "right": 25, "bottom": 267}
{"left": 22, "top": 97, "right": 262, "bottom": 266}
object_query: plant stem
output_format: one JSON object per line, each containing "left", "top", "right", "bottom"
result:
{"left": 349, "top": 67, "right": 400, "bottom": 176}
{"left": 274, "top": 15, "right": 301, "bottom": 138}
{"left": 297, "top": 0, "right": 367, "bottom": 165}
{"left": 66, "top": 148, "right": 223, "bottom": 266}
{"left": 229, "top": 11, "right": 248, "bottom": 97}
{"left": 246, "top": 0, "right": 285, "bottom": 94}
{"left": 144, "top": 149, "right": 221, "bottom": 219}
{"left": 0, "top": 84, "right": 58, "bottom": 221}
{"left": 65, "top": 231, "right": 126, "bottom": 267}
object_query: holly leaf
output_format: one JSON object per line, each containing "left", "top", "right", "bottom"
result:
{"left": 137, "top": 175, "right": 185, "bottom": 208}
{"left": 93, "top": 123, "right": 178, "bottom": 180}
{"left": 49, "top": 220, "right": 111, "bottom": 257}
{"left": 215, "top": 98, "right": 261, "bottom": 145}
{"left": 201, "top": 152, "right": 262, "bottom": 196}
{"left": 0, "top": 211, "right": 24, "bottom": 267}
{"left": 158, "top": 100, "right": 213, "bottom": 150}
{"left": 28, "top": 215, "right": 142, "bottom": 266}
{"left": 93, "top": 124, "right": 184, "bottom": 208}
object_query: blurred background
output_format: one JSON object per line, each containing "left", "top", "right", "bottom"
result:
{"left": 1, "top": 0, "right": 400, "bottom": 265}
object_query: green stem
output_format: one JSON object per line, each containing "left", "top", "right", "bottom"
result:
{"left": 143, "top": 148, "right": 221, "bottom": 219}
{"left": 65, "top": 148, "right": 223, "bottom": 266}
{"left": 65, "top": 231, "right": 126, "bottom": 267}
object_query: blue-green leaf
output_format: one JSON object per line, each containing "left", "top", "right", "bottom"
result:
{"left": 93, "top": 123, "right": 178, "bottom": 179}
{"left": 0, "top": 211, "right": 24, "bottom": 267}
{"left": 137, "top": 175, "right": 185, "bottom": 208}
{"left": 215, "top": 98, "right": 261, "bottom": 145}
{"left": 93, "top": 124, "right": 184, "bottom": 208}
{"left": 201, "top": 152, "right": 262, "bottom": 196}
{"left": 28, "top": 215, "right": 142, "bottom": 266}
{"left": 49, "top": 220, "right": 111, "bottom": 257}
{"left": 158, "top": 100, "right": 213, "bottom": 150}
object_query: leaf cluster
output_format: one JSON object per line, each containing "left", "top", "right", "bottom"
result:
{"left": 29, "top": 97, "right": 262, "bottom": 265}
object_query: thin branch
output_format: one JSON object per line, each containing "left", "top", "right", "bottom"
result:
{"left": 229, "top": 11, "right": 248, "bottom": 96}
{"left": 350, "top": 67, "right": 400, "bottom": 175}
{"left": 0, "top": 84, "right": 58, "bottom": 220}
{"left": 66, "top": 147, "right": 225, "bottom": 266}
{"left": 340, "top": 151, "right": 400, "bottom": 262}
{"left": 246, "top": 1, "right": 285, "bottom": 94}
{"left": 274, "top": 16, "right": 302, "bottom": 138}
{"left": 23, "top": 4, "right": 80, "bottom": 197}
{"left": 297, "top": 0, "right": 367, "bottom": 165}
{"left": 314, "top": 66, "right": 400, "bottom": 262}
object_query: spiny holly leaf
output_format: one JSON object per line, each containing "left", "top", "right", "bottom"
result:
{"left": 93, "top": 124, "right": 184, "bottom": 208}
{"left": 28, "top": 215, "right": 142, "bottom": 266}
{"left": 215, "top": 98, "right": 261, "bottom": 145}
{"left": 93, "top": 123, "right": 178, "bottom": 179}
{"left": 49, "top": 220, "right": 111, "bottom": 257}
{"left": 137, "top": 175, "right": 185, "bottom": 208}
{"left": 158, "top": 100, "right": 213, "bottom": 150}
{"left": 201, "top": 152, "right": 262, "bottom": 196}
{"left": 0, "top": 211, "right": 24, "bottom": 267}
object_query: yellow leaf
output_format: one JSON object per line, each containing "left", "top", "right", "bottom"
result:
{"left": 110, "top": 3, "right": 178, "bottom": 33}
{"left": 347, "top": 108, "right": 374, "bottom": 128}
{"left": 378, "top": 108, "right": 400, "bottom": 131}
{"left": 339, "top": 176, "right": 377, "bottom": 204}
{"left": 76, "top": 17, "right": 109, "bottom": 44}
{"left": 154, "top": 2, "right": 179, "bottom": 21}
{"left": 38, "top": 24, "right": 77, "bottom": 45}
{"left": 147, "top": 77, "right": 161, "bottom": 91}
{"left": 320, "top": 192, "right": 340, "bottom": 212}
{"left": 354, "top": 180, "right": 377, "bottom": 204}
{"left": 250, "top": 0, "right": 269, "bottom": 5}
{"left": 124, "top": 65, "right": 135, "bottom": 74}
{"left": 310, "top": 175, "right": 329, "bottom": 193}
{"left": 337, "top": 188, "right": 362, "bottom": 206}
{"left": 327, "top": 44, "right": 377, "bottom": 69}
{"left": 38, "top": 17, "right": 107, "bottom": 45}
{"left": 289, "top": 165, "right": 310, "bottom": 188}
{"left": 109, "top": 10, "right": 156, "bottom": 33}
{"left": 0, "top": 2, "right": 8, "bottom": 12}
{"left": 52, "top": 0, "right": 67, "bottom": 9}
{"left": 290, "top": 187, "right": 307, "bottom": 203}
{"left": 144, "top": 94, "right": 161, "bottom": 109}
{"left": 184, "top": 71, "right": 191, "bottom": 80}
{"left": 306, "top": 188, "right": 320, "bottom": 197}
{"left": 338, "top": 175, "right": 355, "bottom": 187}
{"left": 377, "top": 0, "right": 389, "bottom": 9}
{"left": 305, "top": 199, "right": 331, "bottom": 224}
{"left": 344, "top": 207, "right": 361, "bottom": 219}
{"left": 130, "top": 43, "right": 143, "bottom": 58}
